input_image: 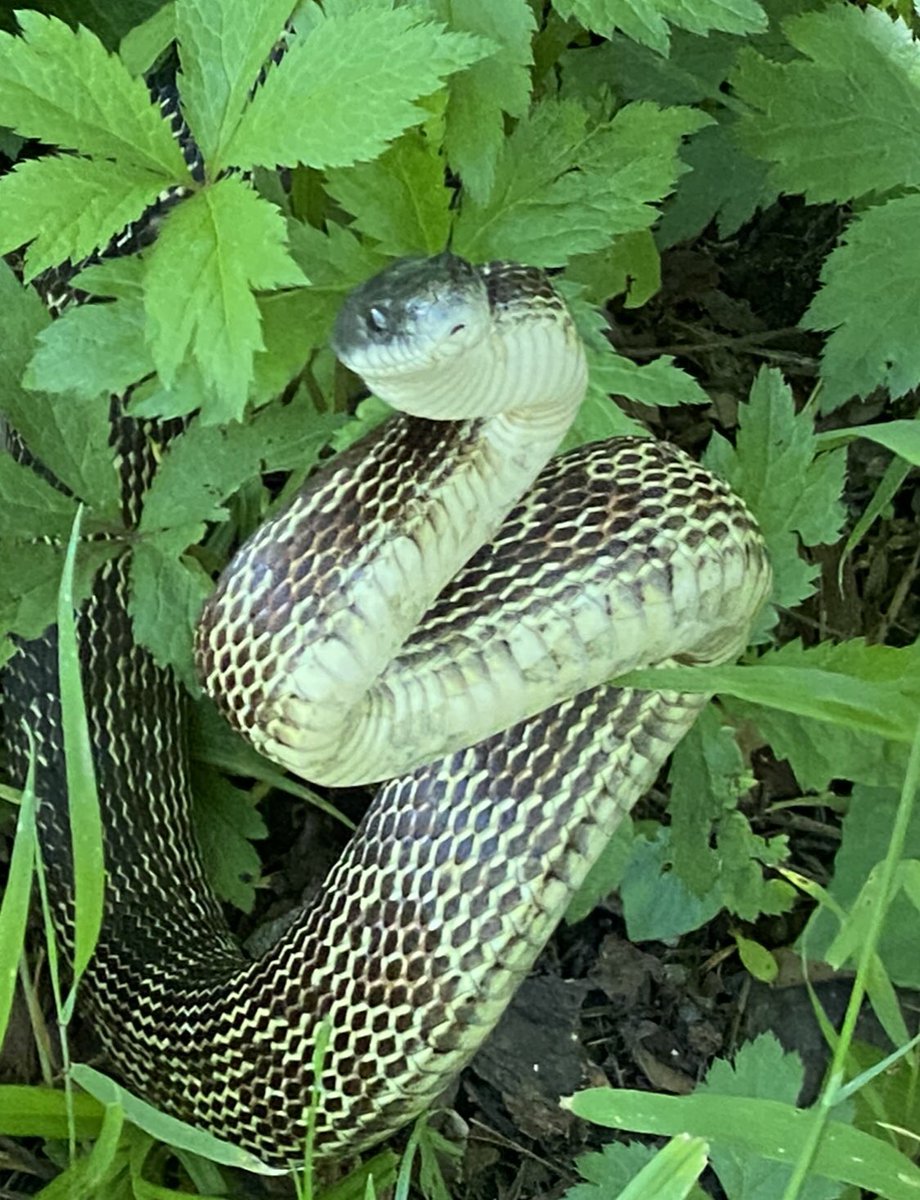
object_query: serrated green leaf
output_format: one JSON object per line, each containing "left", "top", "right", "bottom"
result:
{"left": 143, "top": 176, "right": 306, "bottom": 420}
{"left": 191, "top": 764, "right": 265, "bottom": 911}
{"left": 0, "top": 539, "right": 119, "bottom": 644}
{"left": 455, "top": 99, "right": 710, "bottom": 266}
{"left": 0, "top": 11, "right": 187, "bottom": 175}
{"left": 716, "top": 810, "right": 792, "bottom": 921}
{"left": 658, "top": 120, "right": 776, "bottom": 248}
{"left": 567, "top": 1140, "right": 657, "bottom": 1200}
{"left": 0, "top": 154, "right": 168, "bottom": 281}
{"left": 0, "top": 263, "right": 120, "bottom": 511}
{"left": 0, "top": 456, "right": 80, "bottom": 538}
{"left": 725, "top": 694, "right": 910, "bottom": 794}
{"left": 703, "top": 368, "right": 846, "bottom": 617}
{"left": 553, "top": 0, "right": 766, "bottom": 55}
{"left": 325, "top": 128, "right": 452, "bottom": 256}
{"left": 430, "top": 0, "right": 534, "bottom": 204}
{"left": 697, "top": 1035, "right": 842, "bottom": 1200}
{"left": 732, "top": 6, "right": 920, "bottom": 204}
{"left": 223, "top": 7, "right": 487, "bottom": 171}
{"left": 803, "top": 196, "right": 920, "bottom": 411}
{"left": 128, "top": 526, "right": 210, "bottom": 687}
{"left": 25, "top": 298, "right": 154, "bottom": 399}
{"left": 560, "top": 282, "right": 707, "bottom": 442}
{"left": 175, "top": 0, "right": 294, "bottom": 170}
{"left": 140, "top": 389, "right": 339, "bottom": 531}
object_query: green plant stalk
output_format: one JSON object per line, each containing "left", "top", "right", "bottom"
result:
{"left": 780, "top": 716, "right": 920, "bottom": 1200}
{"left": 298, "top": 1018, "right": 332, "bottom": 1200}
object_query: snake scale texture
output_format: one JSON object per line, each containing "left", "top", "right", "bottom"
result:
{"left": 4, "top": 252, "right": 771, "bottom": 1169}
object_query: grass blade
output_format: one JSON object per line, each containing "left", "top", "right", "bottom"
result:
{"left": 57, "top": 504, "right": 105, "bottom": 1009}
{"left": 0, "top": 724, "right": 37, "bottom": 1046}
{"left": 70, "top": 1063, "right": 286, "bottom": 1176}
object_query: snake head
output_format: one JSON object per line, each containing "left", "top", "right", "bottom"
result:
{"left": 331, "top": 252, "right": 491, "bottom": 383}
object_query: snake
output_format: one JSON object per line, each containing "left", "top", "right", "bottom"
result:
{"left": 4, "top": 251, "right": 772, "bottom": 1170}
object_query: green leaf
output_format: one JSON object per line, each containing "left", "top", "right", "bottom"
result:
{"left": 565, "top": 1087, "right": 920, "bottom": 1199}
{"left": 223, "top": 7, "right": 487, "bottom": 171}
{"left": 143, "top": 176, "right": 307, "bottom": 420}
{"left": 803, "top": 785, "right": 920, "bottom": 990}
{"left": 175, "top": 0, "right": 295, "bottom": 170}
{"left": 57, "top": 507, "right": 106, "bottom": 1001}
{"left": 816, "top": 419, "right": 920, "bottom": 467}
{"left": 0, "top": 1085, "right": 102, "bottom": 1139}
{"left": 0, "top": 539, "right": 120, "bottom": 645}
{"left": 658, "top": 121, "right": 776, "bottom": 248}
{"left": 0, "top": 10, "right": 187, "bottom": 175}
{"left": 704, "top": 367, "right": 846, "bottom": 619}
{"left": 803, "top": 197, "right": 920, "bottom": 411}
{"left": 620, "top": 828, "right": 722, "bottom": 941}
{"left": 565, "top": 818, "right": 635, "bottom": 924}
{"left": 735, "top": 935, "right": 778, "bottom": 984}
{"left": 0, "top": 455, "right": 80, "bottom": 539}
{"left": 0, "top": 154, "right": 170, "bottom": 281}
{"left": 191, "top": 765, "right": 265, "bottom": 911}
{"left": 119, "top": 1, "right": 177, "bottom": 76}
{"left": 732, "top": 6, "right": 920, "bottom": 204}
{"left": 622, "top": 655, "right": 917, "bottom": 744}
{"left": 25, "top": 297, "right": 154, "bottom": 399}
{"left": 567, "top": 1136, "right": 707, "bottom": 1200}
{"left": 0, "top": 261, "right": 120, "bottom": 512}
{"left": 431, "top": 0, "right": 534, "bottom": 204}
{"left": 128, "top": 526, "right": 211, "bottom": 688}
{"left": 667, "top": 705, "right": 749, "bottom": 896}
{"left": 69, "top": 1064, "right": 285, "bottom": 1175}
{"left": 552, "top": 0, "right": 766, "bottom": 56}
{"left": 325, "top": 128, "right": 453, "bottom": 256}
{"left": 566, "top": 1141, "right": 658, "bottom": 1200}
{"left": 454, "top": 98, "right": 710, "bottom": 266}
{"left": 559, "top": 283, "right": 708, "bottom": 443}
{"left": 698, "top": 1035, "right": 841, "bottom": 1200}
{"left": 37, "top": 1102, "right": 124, "bottom": 1200}
{"left": 139, "top": 389, "right": 340, "bottom": 532}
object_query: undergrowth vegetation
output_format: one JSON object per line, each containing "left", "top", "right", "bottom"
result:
{"left": 0, "top": 0, "right": 918, "bottom": 1196}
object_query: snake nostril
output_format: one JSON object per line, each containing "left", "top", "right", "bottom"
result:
{"left": 449, "top": 324, "right": 465, "bottom": 335}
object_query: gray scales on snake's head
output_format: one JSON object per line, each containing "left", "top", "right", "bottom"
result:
{"left": 4, "top": 252, "right": 772, "bottom": 1169}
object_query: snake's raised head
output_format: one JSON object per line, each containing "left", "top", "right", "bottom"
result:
{"left": 332, "top": 252, "right": 490, "bottom": 379}
{"left": 332, "top": 252, "right": 587, "bottom": 423}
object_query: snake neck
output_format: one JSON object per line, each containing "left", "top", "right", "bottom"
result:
{"left": 196, "top": 318, "right": 587, "bottom": 786}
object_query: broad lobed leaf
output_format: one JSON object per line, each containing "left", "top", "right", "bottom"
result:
{"left": 0, "top": 155, "right": 169, "bottom": 282}
{"left": 0, "top": 10, "right": 187, "bottom": 176}
{"left": 143, "top": 175, "right": 307, "bottom": 421}
{"left": 732, "top": 6, "right": 920, "bottom": 204}
{"left": 222, "top": 6, "right": 488, "bottom": 171}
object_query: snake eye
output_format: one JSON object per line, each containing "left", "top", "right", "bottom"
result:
{"left": 366, "top": 306, "right": 388, "bottom": 334}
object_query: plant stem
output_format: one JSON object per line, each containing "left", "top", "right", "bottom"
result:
{"left": 780, "top": 717, "right": 920, "bottom": 1200}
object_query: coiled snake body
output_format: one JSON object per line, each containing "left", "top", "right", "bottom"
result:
{"left": 6, "top": 254, "right": 771, "bottom": 1167}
